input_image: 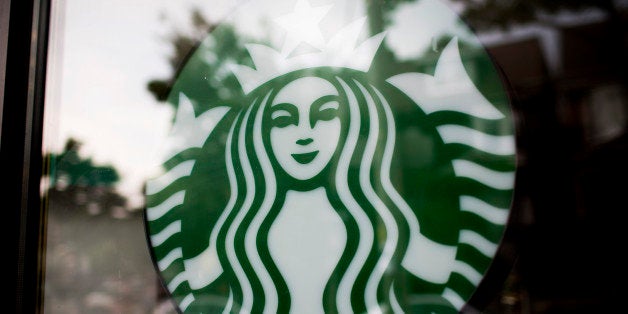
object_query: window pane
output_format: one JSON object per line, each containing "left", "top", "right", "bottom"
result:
{"left": 41, "top": 1, "right": 241, "bottom": 312}
{"left": 40, "top": 0, "right": 628, "bottom": 313}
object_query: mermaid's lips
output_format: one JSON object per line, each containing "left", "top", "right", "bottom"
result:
{"left": 291, "top": 150, "right": 319, "bottom": 164}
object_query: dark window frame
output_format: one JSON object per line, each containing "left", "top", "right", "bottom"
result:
{"left": 1, "top": 0, "right": 51, "bottom": 312}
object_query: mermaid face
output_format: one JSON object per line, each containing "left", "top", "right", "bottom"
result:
{"left": 269, "top": 76, "right": 341, "bottom": 181}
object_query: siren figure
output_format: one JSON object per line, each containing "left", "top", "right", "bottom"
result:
{"left": 145, "top": 3, "right": 516, "bottom": 313}
{"left": 178, "top": 17, "right": 458, "bottom": 310}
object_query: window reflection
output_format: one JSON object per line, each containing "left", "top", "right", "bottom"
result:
{"left": 41, "top": 0, "right": 627, "bottom": 313}
{"left": 473, "top": 2, "right": 628, "bottom": 313}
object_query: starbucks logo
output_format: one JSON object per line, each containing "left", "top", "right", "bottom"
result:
{"left": 144, "top": 0, "right": 516, "bottom": 313}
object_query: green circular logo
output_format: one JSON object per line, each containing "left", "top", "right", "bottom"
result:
{"left": 145, "top": 1, "right": 516, "bottom": 313}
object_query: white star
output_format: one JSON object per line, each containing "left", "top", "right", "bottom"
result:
{"left": 274, "top": 0, "right": 332, "bottom": 55}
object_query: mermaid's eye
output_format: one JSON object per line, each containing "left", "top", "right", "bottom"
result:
{"left": 270, "top": 103, "right": 298, "bottom": 128}
{"left": 311, "top": 95, "right": 340, "bottom": 126}
{"left": 317, "top": 100, "right": 339, "bottom": 121}
{"left": 272, "top": 110, "right": 291, "bottom": 119}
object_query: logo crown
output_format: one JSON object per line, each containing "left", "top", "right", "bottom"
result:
{"left": 231, "top": 16, "right": 385, "bottom": 94}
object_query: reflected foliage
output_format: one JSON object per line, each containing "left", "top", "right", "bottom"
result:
{"left": 47, "top": 139, "right": 119, "bottom": 188}
{"left": 44, "top": 138, "right": 128, "bottom": 216}
{"left": 148, "top": 10, "right": 215, "bottom": 102}
{"left": 147, "top": 8, "right": 254, "bottom": 114}
{"left": 43, "top": 138, "right": 166, "bottom": 313}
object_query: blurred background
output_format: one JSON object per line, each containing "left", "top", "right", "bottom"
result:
{"left": 41, "top": 0, "right": 627, "bottom": 313}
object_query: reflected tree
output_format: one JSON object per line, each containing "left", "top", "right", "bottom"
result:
{"left": 148, "top": 10, "right": 214, "bottom": 102}
{"left": 147, "top": 8, "right": 255, "bottom": 114}
{"left": 43, "top": 138, "right": 160, "bottom": 313}
{"left": 44, "top": 138, "right": 126, "bottom": 216}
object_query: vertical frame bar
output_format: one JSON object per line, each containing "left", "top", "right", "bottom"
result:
{"left": 1, "top": 0, "right": 51, "bottom": 312}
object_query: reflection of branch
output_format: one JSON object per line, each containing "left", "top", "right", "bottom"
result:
{"left": 147, "top": 79, "right": 171, "bottom": 102}
{"left": 146, "top": 8, "right": 256, "bottom": 112}
{"left": 148, "top": 8, "right": 218, "bottom": 103}
{"left": 365, "top": 0, "right": 420, "bottom": 34}
{"left": 365, "top": 0, "right": 385, "bottom": 34}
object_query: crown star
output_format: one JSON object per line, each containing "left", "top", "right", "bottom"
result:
{"left": 275, "top": 0, "right": 332, "bottom": 55}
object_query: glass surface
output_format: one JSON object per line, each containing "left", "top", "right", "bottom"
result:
{"left": 41, "top": 0, "right": 628, "bottom": 313}
{"left": 42, "top": 1, "right": 230, "bottom": 313}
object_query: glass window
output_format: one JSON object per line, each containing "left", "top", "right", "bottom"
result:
{"left": 3, "top": 0, "right": 625, "bottom": 313}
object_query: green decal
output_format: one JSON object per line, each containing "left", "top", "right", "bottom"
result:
{"left": 144, "top": 0, "right": 516, "bottom": 313}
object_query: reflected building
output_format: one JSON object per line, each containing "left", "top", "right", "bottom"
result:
{"left": 478, "top": 10, "right": 628, "bottom": 313}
